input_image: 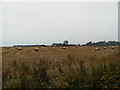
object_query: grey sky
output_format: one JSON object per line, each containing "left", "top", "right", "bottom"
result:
{"left": 1, "top": 2, "right": 118, "bottom": 46}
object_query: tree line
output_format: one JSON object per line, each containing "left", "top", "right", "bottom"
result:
{"left": 82, "top": 41, "right": 120, "bottom": 46}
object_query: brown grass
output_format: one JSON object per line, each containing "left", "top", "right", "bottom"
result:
{"left": 2, "top": 46, "right": 120, "bottom": 88}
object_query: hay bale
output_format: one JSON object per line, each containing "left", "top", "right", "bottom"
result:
{"left": 95, "top": 47, "right": 100, "bottom": 51}
{"left": 34, "top": 47, "right": 39, "bottom": 51}
{"left": 17, "top": 47, "right": 22, "bottom": 50}
{"left": 104, "top": 47, "right": 107, "bottom": 49}
{"left": 111, "top": 46, "right": 114, "bottom": 49}
{"left": 16, "top": 53, "right": 19, "bottom": 55}
{"left": 62, "top": 47, "right": 66, "bottom": 49}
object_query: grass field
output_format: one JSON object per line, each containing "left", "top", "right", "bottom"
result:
{"left": 2, "top": 46, "right": 120, "bottom": 88}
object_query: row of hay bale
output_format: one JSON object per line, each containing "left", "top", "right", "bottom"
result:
{"left": 15, "top": 46, "right": 115, "bottom": 51}
{"left": 94, "top": 46, "right": 115, "bottom": 51}
{"left": 15, "top": 47, "right": 39, "bottom": 51}
{"left": 15, "top": 46, "right": 68, "bottom": 51}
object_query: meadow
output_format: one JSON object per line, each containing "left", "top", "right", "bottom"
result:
{"left": 2, "top": 46, "right": 120, "bottom": 88}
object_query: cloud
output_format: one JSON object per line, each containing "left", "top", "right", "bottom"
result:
{"left": 1, "top": 2, "right": 118, "bottom": 46}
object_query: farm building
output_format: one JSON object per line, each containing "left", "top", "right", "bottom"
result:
{"left": 52, "top": 40, "right": 77, "bottom": 46}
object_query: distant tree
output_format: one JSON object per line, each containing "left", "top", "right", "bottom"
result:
{"left": 81, "top": 41, "right": 120, "bottom": 46}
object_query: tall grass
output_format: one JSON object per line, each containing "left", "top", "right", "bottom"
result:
{"left": 2, "top": 47, "right": 120, "bottom": 88}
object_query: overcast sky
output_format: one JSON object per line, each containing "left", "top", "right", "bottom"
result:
{"left": 1, "top": 2, "right": 118, "bottom": 46}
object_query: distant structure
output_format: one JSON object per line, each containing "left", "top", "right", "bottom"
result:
{"left": 12, "top": 40, "right": 120, "bottom": 47}
{"left": 52, "top": 40, "right": 77, "bottom": 46}
{"left": 64, "top": 40, "right": 68, "bottom": 45}
{"left": 13, "top": 44, "right": 46, "bottom": 47}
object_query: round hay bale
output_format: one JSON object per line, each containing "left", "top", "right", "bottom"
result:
{"left": 34, "top": 47, "right": 39, "bottom": 51}
{"left": 111, "top": 46, "right": 114, "bottom": 49}
{"left": 62, "top": 47, "right": 66, "bottom": 49}
{"left": 16, "top": 53, "right": 19, "bottom": 55}
{"left": 95, "top": 47, "right": 100, "bottom": 51}
{"left": 17, "top": 47, "right": 22, "bottom": 50}
{"left": 104, "top": 47, "right": 107, "bottom": 49}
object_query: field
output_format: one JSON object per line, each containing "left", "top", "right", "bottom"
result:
{"left": 2, "top": 46, "right": 120, "bottom": 88}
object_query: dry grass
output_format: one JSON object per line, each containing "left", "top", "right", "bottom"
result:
{"left": 2, "top": 46, "right": 120, "bottom": 88}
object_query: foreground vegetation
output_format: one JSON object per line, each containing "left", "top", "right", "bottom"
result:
{"left": 2, "top": 46, "right": 120, "bottom": 88}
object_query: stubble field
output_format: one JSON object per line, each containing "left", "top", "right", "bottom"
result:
{"left": 2, "top": 46, "right": 120, "bottom": 88}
